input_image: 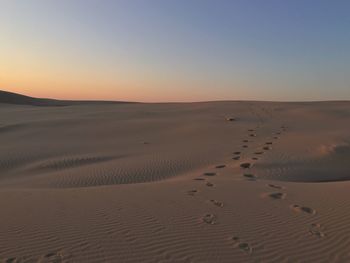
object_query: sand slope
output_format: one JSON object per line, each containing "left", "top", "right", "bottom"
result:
{"left": 0, "top": 100, "right": 349, "bottom": 262}
{"left": 0, "top": 90, "right": 132, "bottom": 106}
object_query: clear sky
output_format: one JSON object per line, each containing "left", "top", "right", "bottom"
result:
{"left": 1, "top": 0, "right": 349, "bottom": 102}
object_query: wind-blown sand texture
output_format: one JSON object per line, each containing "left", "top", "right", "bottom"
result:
{"left": 0, "top": 93, "right": 350, "bottom": 262}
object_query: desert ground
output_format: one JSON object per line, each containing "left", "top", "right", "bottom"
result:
{"left": 0, "top": 94, "right": 349, "bottom": 262}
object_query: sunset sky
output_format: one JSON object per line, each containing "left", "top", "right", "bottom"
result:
{"left": 1, "top": 0, "right": 350, "bottom": 102}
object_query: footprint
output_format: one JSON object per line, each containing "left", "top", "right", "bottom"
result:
{"left": 267, "top": 184, "right": 284, "bottom": 189}
{"left": 254, "top": 151, "right": 264, "bottom": 155}
{"left": 233, "top": 151, "right": 241, "bottom": 155}
{"left": 291, "top": 205, "right": 316, "bottom": 215}
{"left": 206, "top": 182, "right": 214, "bottom": 187}
{"left": 204, "top": 172, "right": 216, "bottom": 176}
{"left": 263, "top": 192, "right": 286, "bottom": 200}
{"left": 265, "top": 142, "right": 273, "bottom": 145}
{"left": 210, "top": 199, "right": 224, "bottom": 207}
{"left": 243, "top": 174, "right": 257, "bottom": 180}
{"left": 230, "top": 236, "right": 253, "bottom": 254}
{"left": 238, "top": 243, "right": 253, "bottom": 254}
{"left": 243, "top": 140, "right": 249, "bottom": 143}
{"left": 249, "top": 134, "right": 257, "bottom": 137}
{"left": 252, "top": 157, "right": 258, "bottom": 160}
{"left": 232, "top": 156, "right": 240, "bottom": 160}
{"left": 39, "top": 252, "right": 63, "bottom": 263}
{"left": 215, "top": 165, "right": 226, "bottom": 169}
{"left": 263, "top": 146, "right": 271, "bottom": 150}
{"left": 242, "top": 145, "right": 248, "bottom": 148}
{"left": 309, "top": 223, "right": 325, "bottom": 238}
{"left": 226, "top": 117, "right": 236, "bottom": 121}
{"left": 248, "top": 129, "right": 255, "bottom": 132}
{"left": 44, "top": 253, "right": 57, "bottom": 257}
{"left": 202, "top": 214, "right": 217, "bottom": 225}
{"left": 187, "top": 190, "right": 198, "bottom": 196}
{"left": 194, "top": 178, "right": 205, "bottom": 181}
{"left": 4, "top": 258, "right": 17, "bottom": 263}
{"left": 240, "top": 163, "right": 251, "bottom": 169}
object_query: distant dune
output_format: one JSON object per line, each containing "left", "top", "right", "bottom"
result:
{"left": 0, "top": 90, "right": 133, "bottom": 106}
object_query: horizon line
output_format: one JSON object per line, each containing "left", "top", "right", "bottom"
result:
{"left": 1, "top": 89, "right": 349, "bottom": 105}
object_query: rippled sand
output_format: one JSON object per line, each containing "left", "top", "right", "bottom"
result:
{"left": 0, "top": 98, "right": 349, "bottom": 262}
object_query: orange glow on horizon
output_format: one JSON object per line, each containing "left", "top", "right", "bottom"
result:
{"left": 1, "top": 80, "right": 245, "bottom": 103}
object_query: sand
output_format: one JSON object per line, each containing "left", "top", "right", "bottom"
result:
{"left": 0, "top": 94, "right": 350, "bottom": 262}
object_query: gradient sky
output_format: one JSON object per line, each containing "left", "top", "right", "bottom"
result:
{"left": 1, "top": 0, "right": 350, "bottom": 102}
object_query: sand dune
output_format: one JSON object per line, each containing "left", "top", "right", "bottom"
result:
{"left": 0, "top": 96, "right": 350, "bottom": 262}
{"left": 0, "top": 90, "right": 132, "bottom": 106}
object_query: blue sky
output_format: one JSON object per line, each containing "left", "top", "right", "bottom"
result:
{"left": 1, "top": 0, "right": 349, "bottom": 101}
